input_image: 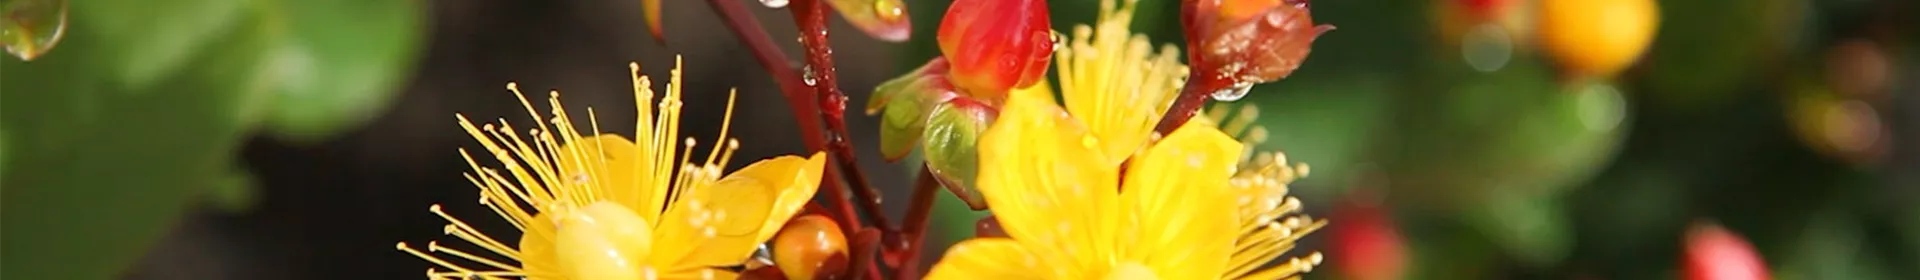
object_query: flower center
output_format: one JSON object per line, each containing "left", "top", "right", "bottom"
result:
{"left": 1101, "top": 262, "right": 1159, "bottom": 280}
{"left": 554, "top": 201, "right": 656, "bottom": 280}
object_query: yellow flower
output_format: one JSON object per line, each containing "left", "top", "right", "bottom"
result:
{"left": 924, "top": 0, "right": 1323, "bottom": 278}
{"left": 397, "top": 57, "right": 827, "bottom": 280}
{"left": 1026, "top": 0, "right": 1187, "bottom": 165}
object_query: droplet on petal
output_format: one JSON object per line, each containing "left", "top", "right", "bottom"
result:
{"left": 760, "top": 0, "right": 790, "bottom": 9}
{"left": 0, "top": 0, "right": 69, "bottom": 61}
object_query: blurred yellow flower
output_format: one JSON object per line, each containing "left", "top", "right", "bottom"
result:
{"left": 925, "top": 1, "right": 1324, "bottom": 278}
{"left": 397, "top": 57, "right": 826, "bottom": 280}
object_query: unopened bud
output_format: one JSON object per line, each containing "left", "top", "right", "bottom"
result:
{"left": 866, "top": 58, "right": 960, "bottom": 161}
{"left": 937, "top": 0, "right": 1054, "bottom": 99}
{"left": 1184, "top": 0, "right": 1332, "bottom": 87}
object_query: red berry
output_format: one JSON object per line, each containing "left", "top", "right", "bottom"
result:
{"left": 1682, "top": 222, "right": 1772, "bottom": 280}
{"left": 936, "top": 0, "right": 1053, "bottom": 99}
{"left": 1327, "top": 192, "right": 1407, "bottom": 280}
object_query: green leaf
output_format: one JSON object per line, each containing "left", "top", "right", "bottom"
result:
{"left": 73, "top": 0, "right": 249, "bottom": 89}
{"left": 256, "top": 0, "right": 423, "bottom": 142}
{"left": 206, "top": 168, "right": 259, "bottom": 213}
{"left": 1244, "top": 76, "right": 1393, "bottom": 199}
{"left": 1468, "top": 192, "right": 1573, "bottom": 267}
{"left": 0, "top": 125, "right": 9, "bottom": 181}
{"left": 0, "top": 12, "right": 262, "bottom": 280}
{"left": 1781, "top": 211, "right": 1889, "bottom": 280}
{"left": 1381, "top": 60, "right": 1626, "bottom": 210}
{"left": 1639, "top": 0, "right": 1801, "bottom": 110}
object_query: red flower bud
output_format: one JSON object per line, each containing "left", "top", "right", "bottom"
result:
{"left": 1327, "top": 191, "right": 1408, "bottom": 280}
{"left": 937, "top": 0, "right": 1054, "bottom": 99}
{"left": 1683, "top": 222, "right": 1772, "bottom": 280}
{"left": 1184, "top": 0, "right": 1333, "bottom": 89}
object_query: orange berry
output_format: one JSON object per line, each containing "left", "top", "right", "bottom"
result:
{"left": 772, "top": 214, "right": 849, "bottom": 280}
{"left": 1538, "top": 0, "right": 1659, "bottom": 78}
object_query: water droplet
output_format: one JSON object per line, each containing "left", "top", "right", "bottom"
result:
{"left": 1210, "top": 82, "right": 1254, "bottom": 101}
{"left": 1, "top": 0, "right": 70, "bottom": 61}
{"left": 801, "top": 66, "right": 818, "bottom": 86}
{"left": 758, "top": 0, "right": 788, "bottom": 8}
{"left": 1263, "top": 9, "right": 1291, "bottom": 27}
{"left": 873, "top": 0, "right": 905, "bottom": 22}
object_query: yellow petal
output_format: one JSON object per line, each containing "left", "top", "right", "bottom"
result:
{"left": 731, "top": 152, "right": 827, "bottom": 243}
{"left": 1119, "top": 121, "right": 1242, "bottom": 279}
{"left": 554, "top": 201, "right": 655, "bottom": 280}
{"left": 1008, "top": 79, "right": 1057, "bottom": 105}
{"left": 977, "top": 90, "right": 1121, "bottom": 274}
{"left": 556, "top": 134, "right": 650, "bottom": 220}
{"left": 650, "top": 153, "right": 826, "bottom": 268}
{"left": 518, "top": 213, "right": 563, "bottom": 279}
{"left": 925, "top": 238, "right": 1049, "bottom": 280}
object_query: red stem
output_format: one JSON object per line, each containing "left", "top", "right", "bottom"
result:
{"left": 702, "top": 1, "right": 925, "bottom": 279}
{"left": 847, "top": 228, "right": 885, "bottom": 280}
{"left": 701, "top": 0, "right": 863, "bottom": 233}
{"left": 890, "top": 165, "right": 942, "bottom": 279}
{"left": 788, "top": 2, "right": 892, "bottom": 279}
{"left": 789, "top": 0, "right": 895, "bottom": 234}
{"left": 1153, "top": 73, "right": 1230, "bottom": 134}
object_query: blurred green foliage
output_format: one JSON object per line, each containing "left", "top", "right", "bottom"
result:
{"left": 0, "top": 0, "right": 421, "bottom": 278}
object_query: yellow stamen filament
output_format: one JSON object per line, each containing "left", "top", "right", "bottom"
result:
{"left": 397, "top": 242, "right": 482, "bottom": 276}
{"left": 427, "top": 241, "right": 525, "bottom": 272}
{"left": 1223, "top": 105, "right": 1260, "bottom": 140}
{"left": 429, "top": 205, "right": 520, "bottom": 259}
